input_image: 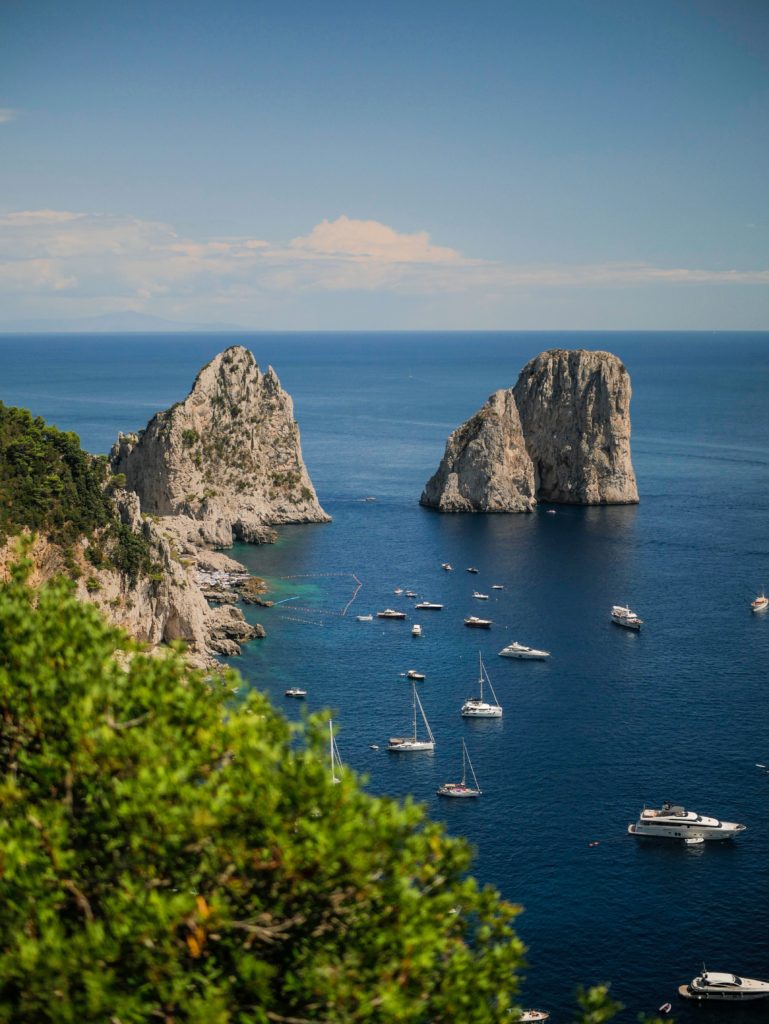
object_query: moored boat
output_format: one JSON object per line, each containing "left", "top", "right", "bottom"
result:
{"left": 472, "top": 591, "right": 489, "bottom": 600}
{"left": 461, "top": 653, "right": 502, "bottom": 718}
{"left": 492, "top": 584, "right": 504, "bottom": 589}
{"left": 377, "top": 608, "right": 407, "bottom": 620}
{"left": 679, "top": 970, "right": 769, "bottom": 1001}
{"left": 464, "top": 616, "right": 492, "bottom": 628}
{"left": 441, "top": 563, "right": 453, "bottom": 571}
{"left": 498, "top": 641, "right": 550, "bottom": 660}
{"left": 415, "top": 601, "right": 443, "bottom": 610}
{"left": 285, "top": 687, "right": 307, "bottom": 698}
{"left": 611, "top": 604, "right": 643, "bottom": 629}
{"left": 467, "top": 566, "right": 479, "bottom": 574}
{"left": 515, "top": 1012, "right": 550, "bottom": 1023}
{"left": 437, "top": 739, "right": 481, "bottom": 798}
{"left": 628, "top": 801, "right": 746, "bottom": 842}
{"left": 356, "top": 614, "right": 373, "bottom": 621}
{"left": 751, "top": 591, "right": 768, "bottom": 612}
{"left": 407, "top": 669, "right": 425, "bottom": 681}
{"left": 411, "top": 623, "right": 422, "bottom": 636}
{"left": 388, "top": 684, "right": 435, "bottom": 752}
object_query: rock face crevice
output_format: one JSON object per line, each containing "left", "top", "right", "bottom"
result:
{"left": 420, "top": 348, "right": 638, "bottom": 512}
{"left": 111, "top": 345, "right": 329, "bottom": 545}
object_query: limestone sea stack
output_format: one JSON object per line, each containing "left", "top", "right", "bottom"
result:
{"left": 419, "top": 390, "right": 536, "bottom": 512}
{"left": 513, "top": 349, "right": 638, "bottom": 505}
{"left": 111, "top": 346, "right": 329, "bottom": 546}
{"left": 420, "top": 348, "right": 638, "bottom": 512}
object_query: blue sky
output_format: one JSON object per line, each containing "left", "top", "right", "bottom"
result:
{"left": 1, "top": 0, "right": 768, "bottom": 329}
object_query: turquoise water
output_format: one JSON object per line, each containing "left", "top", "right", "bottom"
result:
{"left": 1, "top": 331, "right": 768, "bottom": 1021}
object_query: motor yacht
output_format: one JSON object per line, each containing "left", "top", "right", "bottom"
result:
{"left": 285, "top": 687, "right": 307, "bottom": 698}
{"left": 464, "top": 616, "right": 492, "bottom": 628}
{"left": 356, "top": 614, "right": 373, "bottom": 622}
{"left": 498, "top": 641, "right": 550, "bottom": 660}
{"left": 467, "top": 567, "right": 479, "bottom": 574}
{"left": 515, "top": 1013, "right": 550, "bottom": 1023}
{"left": 628, "top": 801, "right": 746, "bottom": 842}
{"left": 377, "top": 608, "right": 406, "bottom": 620}
{"left": 405, "top": 590, "right": 417, "bottom": 598}
{"left": 441, "top": 563, "right": 453, "bottom": 571}
{"left": 472, "top": 591, "right": 489, "bottom": 600}
{"left": 679, "top": 970, "right": 769, "bottom": 1001}
{"left": 492, "top": 584, "right": 504, "bottom": 589}
{"left": 415, "top": 601, "right": 443, "bottom": 610}
{"left": 411, "top": 623, "right": 422, "bottom": 636}
{"left": 407, "top": 669, "right": 425, "bottom": 681}
{"left": 461, "top": 653, "right": 502, "bottom": 718}
{"left": 393, "top": 587, "right": 404, "bottom": 595}
{"left": 751, "top": 591, "right": 768, "bottom": 612}
{"left": 611, "top": 604, "right": 643, "bottom": 629}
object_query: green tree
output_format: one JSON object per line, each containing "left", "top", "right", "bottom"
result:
{"left": 0, "top": 559, "right": 527, "bottom": 1023}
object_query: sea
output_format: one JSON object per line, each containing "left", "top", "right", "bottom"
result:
{"left": 1, "top": 331, "right": 768, "bottom": 1022}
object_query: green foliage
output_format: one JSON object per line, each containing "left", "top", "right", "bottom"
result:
{"left": 0, "top": 403, "right": 112, "bottom": 546}
{"left": 0, "top": 562, "right": 534, "bottom": 1023}
{"left": 109, "top": 522, "right": 154, "bottom": 588}
{"left": 181, "top": 429, "right": 199, "bottom": 449}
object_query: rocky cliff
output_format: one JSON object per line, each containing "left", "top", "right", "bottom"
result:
{"left": 420, "top": 390, "right": 536, "bottom": 512}
{"left": 420, "top": 348, "right": 638, "bottom": 511}
{"left": 111, "top": 346, "right": 329, "bottom": 546}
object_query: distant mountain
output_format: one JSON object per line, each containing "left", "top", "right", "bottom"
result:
{"left": 0, "top": 311, "right": 245, "bottom": 333}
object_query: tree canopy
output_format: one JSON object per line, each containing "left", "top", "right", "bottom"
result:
{"left": 0, "top": 558, "right": 529, "bottom": 1023}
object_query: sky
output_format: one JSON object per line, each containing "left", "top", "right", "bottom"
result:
{"left": 1, "top": 0, "right": 768, "bottom": 330}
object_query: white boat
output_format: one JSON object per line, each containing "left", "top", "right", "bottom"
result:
{"left": 498, "top": 641, "right": 550, "bottom": 660}
{"left": 461, "top": 653, "right": 503, "bottom": 718}
{"left": 407, "top": 669, "right": 425, "bottom": 681}
{"left": 441, "top": 563, "right": 453, "bottom": 571}
{"left": 329, "top": 720, "right": 343, "bottom": 784}
{"left": 679, "top": 969, "right": 769, "bottom": 1001}
{"left": 467, "top": 567, "right": 479, "bottom": 574}
{"left": 415, "top": 601, "right": 443, "bottom": 610}
{"left": 411, "top": 623, "right": 422, "bottom": 637}
{"left": 472, "top": 591, "right": 489, "bottom": 600}
{"left": 377, "top": 608, "right": 406, "bottom": 620}
{"left": 751, "top": 591, "right": 768, "bottom": 612}
{"left": 545, "top": 509, "right": 557, "bottom": 515}
{"left": 393, "top": 587, "right": 404, "bottom": 595}
{"left": 388, "top": 684, "right": 435, "bottom": 752}
{"left": 611, "top": 604, "right": 643, "bottom": 629}
{"left": 356, "top": 614, "right": 373, "bottom": 622}
{"left": 437, "top": 739, "right": 481, "bottom": 797}
{"left": 628, "top": 801, "right": 746, "bottom": 842}
{"left": 515, "top": 1012, "right": 550, "bottom": 1023}
{"left": 464, "top": 616, "right": 492, "bottom": 628}
{"left": 492, "top": 584, "right": 504, "bottom": 590}
{"left": 285, "top": 687, "right": 307, "bottom": 698}
{"left": 405, "top": 590, "right": 417, "bottom": 598}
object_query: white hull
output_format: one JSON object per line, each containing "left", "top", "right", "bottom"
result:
{"left": 461, "top": 702, "right": 502, "bottom": 718}
{"left": 629, "top": 822, "right": 744, "bottom": 841}
{"left": 498, "top": 644, "right": 549, "bottom": 659}
{"left": 679, "top": 972, "right": 769, "bottom": 1001}
{"left": 437, "top": 785, "right": 480, "bottom": 798}
{"left": 388, "top": 738, "right": 434, "bottom": 752}
{"left": 612, "top": 615, "right": 641, "bottom": 630}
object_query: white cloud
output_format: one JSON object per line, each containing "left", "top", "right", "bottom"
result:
{"left": 0, "top": 208, "right": 767, "bottom": 320}
{"left": 0, "top": 108, "right": 17, "bottom": 124}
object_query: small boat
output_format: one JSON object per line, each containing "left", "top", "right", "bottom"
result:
{"left": 461, "top": 653, "right": 503, "bottom": 718}
{"left": 472, "top": 591, "right": 489, "bottom": 600}
{"left": 356, "top": 614, "right": 373, "bottom": 622}
{"left": 363, "top": 495, "right": 377, "bottom": 502}
{"left": 751, "top": 591, "right": 768, "bottom": 612}
{"left": 679, "top": 969, "right": 769, "bottom": 1001}
{"left": 498, "top": 641, "right": 550, "bottom": 660}
{"left": 369, "top": 743, "right": 379, "bottom": 750}
{"left": 405, "top": 590, "right": 417, "bottom": 598}
{"left": 492, "top": 584, "right": 504, "bottom": 590}
{"left": 329, "top": 720, "right": 343, "bottom": 784}
{"left": 516, "top": 1012, "right": 550, "bottom": 1023}
{"left": 388, "top": 683, "right": 435, "bottom": 752}
{"left": 377, "top": 608, "right": 407, "bottom": 620}
{"left": 467, "top": 567, "right": 479, "bottom": 574}
{"left": 628, "top": 801, "right": 746, "bottom": 842}
{"left": 611, "top": 604, "right": 643, "bottom": 629}
{"left": 441, "top": 563, "right": 453, "bottom": 571}
{"left": 285, "top": 687, "right": 307, "bottom": 698}
{"left": 415, "top": 601, "right": 443, "bottom": 610}
{"left": 658, "top": 1003, "right": 671, "bottom": 1015}
{"left": 407, "top": 669, "right": 425, "bottom": 681}
{"left": 545, "top": 509, "right": 557, "bottom": 515}
{"left": 411, "top": 624, "right": 422, "bottom": 637}
{"left": 464, "top": 616, "right": 492, "bottom": 628}
{"left": 393, "top": 587, "right": 404, "bottom": 595}
{"left": 437, "top": 739, "right": 481, "bottom": 797}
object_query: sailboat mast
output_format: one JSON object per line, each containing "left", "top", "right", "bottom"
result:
{"left": 478, "top": 651, "right": 484, "bottom": 701}
{"left": 412, "top": 683, "right": 418, "bottom": 741}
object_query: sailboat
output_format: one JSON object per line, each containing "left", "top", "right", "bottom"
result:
{"left": 437, "top": 739, "right": 482, "bottom": 798}
{"left": 461, "top": 653, "right": 503, "bottom": 718}
{"left": 388, "top": 683, "right": 435, "bottom": 751}
{"left": 329, "top": 720, "right": 343, "bottom": 784}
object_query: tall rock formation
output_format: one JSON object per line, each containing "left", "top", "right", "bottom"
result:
{"left": 420, "top": 348, "right": 638, "bottom": 512}
{"left": 111, "top": 346, "right": 329, "bottom": 546}
{"left": 420, "top": 390, "right": 536, "bottom": 512}
{"left": 513, "top": 349, "right": 638, "bottom": 505}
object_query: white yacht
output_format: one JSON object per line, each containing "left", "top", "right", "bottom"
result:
{"left": 441, "top": 562, "right": 453, "bottom": 571}
{"left": 407, "top": 669, "right": 425, "bottom": 681}
{"left": 415, "top": 601, "right": 443, "bottom": 610}
{"left": 461, "top": 653, "right": 502, "bottom": 718}
{"left": 515, "top": 1013, "right": 550, "bottom": 1023}
{"left": 679, "top": 970, "right": 769, "bottom": 1001}
{"left": 472, "top": 591, "right": 489, "bottom": 600}
{"left": 492, "top": 584, "right": 504, "bottom": 590}
{"left": 285, "top": 687, "right": 307, "bottom": 698}
{"left": 411, "top": 623, "right": 422, "bottom": 636}
{"left": 437, "top": 739, "right": 481, "bottom": 798}
{"left": 464, "top": 616, "right": 492, "bottom": 628}
{"left": 377, "top": 608, "right": 406, "bottom": 620}
{"left": 356, "top": 613, "right": 373, "bottom": 622}
{"left": 751, "top": 591, "right": 768, "bottom": 613}
{"left": 498, "top": 641, "right": 550, "bottom": 660}
{"left": 387, "top": 684, "right": 435, "bottom": 752}
{"left": 611, "top": 604, "right": 643, "bottom": 629}
{"left": 628, "top": 801, "right": 746, "bottom": 842}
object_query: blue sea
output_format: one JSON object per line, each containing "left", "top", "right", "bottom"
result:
{"left": 1, "top": 331, "right": 768, "bottom": 1022}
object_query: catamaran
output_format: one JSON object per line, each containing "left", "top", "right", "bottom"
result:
{"left": 329, "top": 720, "right": 343, "bottom": 785}
{"left": 437, "top": 739, "right": 481, "bottom": 797}
{"left": 461, "top": 653, "right": 503, "bottom": 718}
{"left": 388, "top": 683, "right": 435, "bottom": 752}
